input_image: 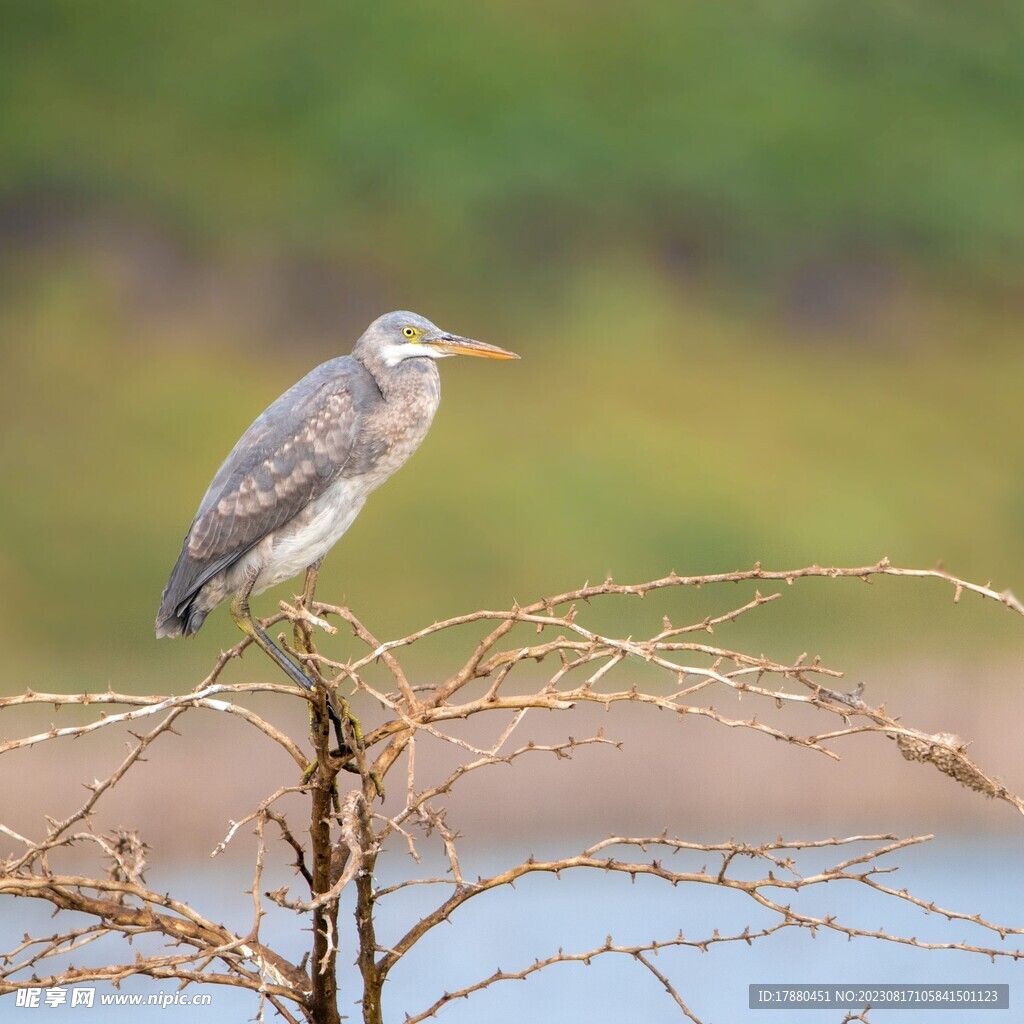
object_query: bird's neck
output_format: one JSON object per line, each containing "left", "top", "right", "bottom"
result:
{"left": 358, "top": 351, "right": 441, "bottom": 403}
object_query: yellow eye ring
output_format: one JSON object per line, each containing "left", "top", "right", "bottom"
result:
{"left": 403, "top": 326, "right": 416, "bottom": 338}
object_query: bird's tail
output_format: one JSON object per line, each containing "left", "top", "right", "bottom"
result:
{"left": 155, "top": 592, "right": 209, "bottom": 638}
{"left": 154, "top": 607, "right": 183, "bottom": 639}
{"left": 155, "top": 545, "right": 210, "bottom": 638}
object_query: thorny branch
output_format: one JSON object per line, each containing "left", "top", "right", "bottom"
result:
{"left": 1, "top": 560, "right": 1022, "bottom": 1024}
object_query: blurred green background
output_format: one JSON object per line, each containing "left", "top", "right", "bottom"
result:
{"left": 2, "top": 0, "right": 1024, "bottom": 693}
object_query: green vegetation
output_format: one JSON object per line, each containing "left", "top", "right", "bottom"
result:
{"left": 4, "top": 2, "right": 1024, "bottom": 281}
{"left": 2, "top": 2, "right": 1022, "bottom": 692}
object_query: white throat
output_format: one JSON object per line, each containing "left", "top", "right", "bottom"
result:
{"left": 380, "top": 343, "right": 452, "bottom": 367}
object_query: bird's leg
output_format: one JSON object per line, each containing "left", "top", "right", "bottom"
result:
{"left": 292, "top": 557, "right": 352, "bottom": 741}
{"left": 291, "top": 565, "right": 331, "bottom": 766}
{"left": 291, "top": 561, "right": 380, "bottom": 796}
{"left": 292, "top": 560, "right": 346, "bottom": 759}
{"left": 295, "top": 559, "right": 365, "bottom": 755}
{"left": 230, "top": 568, "right": 346, "bottom": 739}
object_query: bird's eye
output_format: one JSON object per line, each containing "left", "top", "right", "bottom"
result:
{"left": 403, "top": 327, "right": 417, "bottom": 339}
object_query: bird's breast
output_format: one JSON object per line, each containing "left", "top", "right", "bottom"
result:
{"left": 252, "top": 476, "right": 373, "bottom": 593}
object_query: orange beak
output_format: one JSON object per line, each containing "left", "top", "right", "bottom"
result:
{"left": 431, "top": 334, "right": 520, "bottom": 360}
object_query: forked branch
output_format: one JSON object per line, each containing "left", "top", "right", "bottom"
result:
{"left": 1, "top": 560, "right": 1021, "bottom": 1024}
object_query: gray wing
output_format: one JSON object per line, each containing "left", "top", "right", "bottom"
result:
{"left": 156, "top": 356, "right": 382, "bottom": 636}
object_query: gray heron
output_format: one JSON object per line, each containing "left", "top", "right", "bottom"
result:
{"left": 156, "top": 311, "right": 519, "bottom": 713}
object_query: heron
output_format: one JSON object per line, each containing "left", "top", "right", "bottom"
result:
{"left": 155, "top": 311, "right": 519, "bottom": 731}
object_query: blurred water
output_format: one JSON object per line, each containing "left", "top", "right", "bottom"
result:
{"left": 2, "top": 838, "right": 1020, "bottom": 1022}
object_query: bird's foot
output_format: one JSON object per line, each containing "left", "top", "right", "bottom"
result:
{"left": 304, "top": 690, "right": 363, "bottom": 746}
{"left": 370, "top": 771, "right": 385, "bottom": 800}
{"left": 340, "top": 699, "right": 365, "bottom": 747}
{"left": 337, "top": 759, "right": 385, "bottom": 800}
{"left": 301, "top": 697, "right": 382, "bottom": 797}
{"left": 301, "top": 757, "right": 384, "bottom": 800}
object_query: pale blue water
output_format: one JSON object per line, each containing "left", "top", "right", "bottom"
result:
{"left": 2, "top": 840, "right": 1020, "bottom": 1022}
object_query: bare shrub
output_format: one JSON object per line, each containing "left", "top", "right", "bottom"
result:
{"left": 2, "top": 559, "right": 1022, "bottom": 1023}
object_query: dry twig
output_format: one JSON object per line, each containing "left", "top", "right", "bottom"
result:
{"left": 1, "top": 560, "right": 1022, "bottom": 1024}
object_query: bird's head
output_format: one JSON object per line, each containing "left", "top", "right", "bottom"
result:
{"left": 357, "top": 311, "right": 520, "bottom": 367}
